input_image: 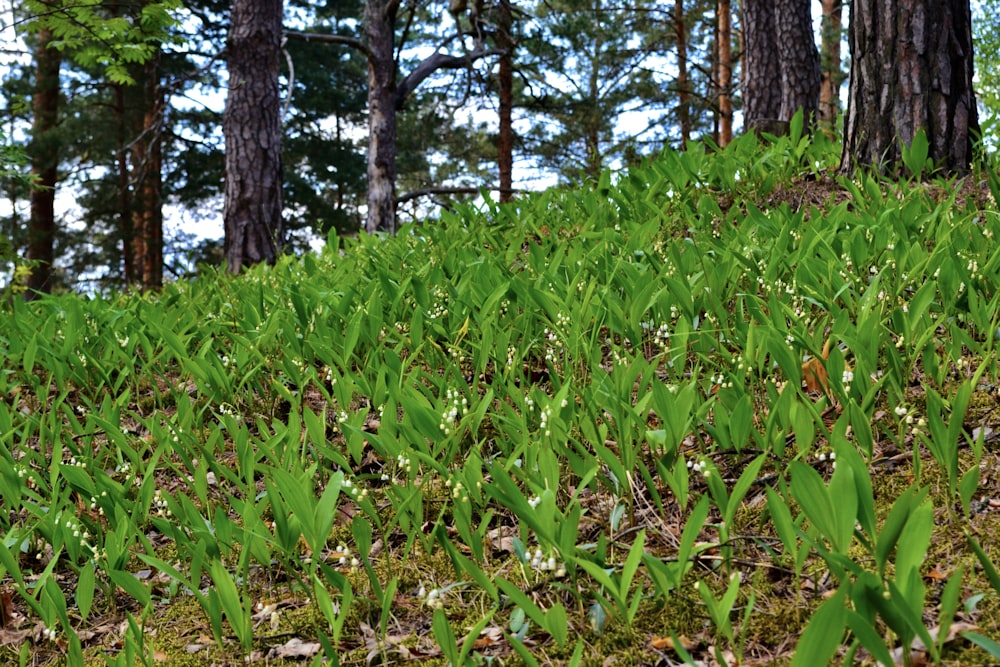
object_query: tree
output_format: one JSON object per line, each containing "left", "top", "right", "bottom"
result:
{"left": 26, "top": 28, "right": 61, "bottom": 297}
{"left": 496, "top": 0, "right": 514, "bottom": 203}
{"left": 741, "top": 0, "right": 819, "bottom": 132}
{"left": 741, "top": 0, "right": 781, "bottom": 126}
{"left": 519, "top": 0, "right": 676, "bottom": 182}
{"left": 717, "top": 0, "right": 732, "bottom": 145}
{"left": 840, "top": 0, "right": 979, "bottom": 174}
{"left": 818, "top": 0, "right": 844, "bottom": 130}
{"left": 775, "top": 0, "right": 819, "bottom": 122}
{"left": 224, "top": 0, "right": 284, "bottom": 273}
{"left": 674, "top": 0, "right": 692, "bottom": 145}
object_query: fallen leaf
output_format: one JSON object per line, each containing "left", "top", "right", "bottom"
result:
{"left": 650, "top": 634, "right": 696, "bottom": 651}
{"left": 802, "top": 338, "right": 834, "bottom": 396}
{"left": 470, "top": 625, "right": 504, "bottom": 650}
{"left": 267, "top": 637, "right": 322, "bottom": 660}
{"left": 890, "top": 622, "right": 978, "bottom": 665}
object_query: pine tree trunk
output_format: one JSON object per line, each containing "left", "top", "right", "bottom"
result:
{"left": 718, "top": 0, "right": 733, "bottom": 146}
{"left": 819, "top": 0, "right": 844, "bottom": 129}
{"left": 224, "top": 0, "right": 283, "bottom": 272}
{"left": 840, "top": 0, "right": 979, "bottom": 174}
{"left": 742, "top": 0, "right": 782, "bottom": 127}
{"left": 26, "top": 28, "right": 61, "bottom": 298}
{"left": 674, "top": 0, "right": 691, "bottom": 146}
{"left": 365, "top": 0, "right": 400, "bottom": 234}
{"left": 497, "top": 0, "right": 514, "bottom": 203}
{"left": 128, "top": 52, "right": 163, "bottom": 291}
{"left": 775, "top": 0, "right": 821, "bottom": 123}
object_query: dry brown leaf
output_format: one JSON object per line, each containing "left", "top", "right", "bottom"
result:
{"left": 801, "top": 357, "right": 828, "bottom": 394}
{"left": 0, "top": 590, "right": 15, "bottom": 628}
{"left": 487, "top": 526, "right": 517, "bottom": 554}
{"left": 891, "top": 621, "right": 978, "bottom": 665}
{"left": 0, "top": 629, "right": 30, "bottom": 647}
{"left": 801, "top": 339, "right": 834, "bottom": 396}
{"left": 470, "top": 625, "right": 504, "bottom": 650}
{"left": 650, "top": 634, "right": 696, "bottom": 651}
{"left": 267, "top": 637, "right": 322, "bottom": 660}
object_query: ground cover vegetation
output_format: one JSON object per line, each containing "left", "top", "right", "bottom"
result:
{"left": 2, "top": 128, "right": 1000, "bottom": 666}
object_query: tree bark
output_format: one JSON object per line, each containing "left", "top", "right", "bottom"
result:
{"left": 497, "top": 0, "right": 514, "bottom": 203}
{"left": 840, "top": 0, "right": 979, "bottom": 175}
{"left": 775, "top": 0, "right": 821, "bottom": 123}
{"left": 742, "top": 0, "right": 782, "bottom": 126}
{"left": 127, "top": 52, "right": 164, "bottom": 290}
{"left": 26, "top": 27, "right": 61, "bottom": 298}
{"left": 224, "top": 0, "right": 284, "bottom": 272}
{"left": 819, "top": 0, "right": 844, "bottom": 129}
{"left": 675, "top": 0, "right": 691, "bottom": 146}
{"left": 364, "top": 0, "right": 400, "bottom": 234}
{"left": 718, "top": 0, "right": 733, "bottom": 145}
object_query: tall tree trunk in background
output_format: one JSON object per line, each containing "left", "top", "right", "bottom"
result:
{"left": 497, "top": 0, "right": 514, "bottom": 203}
{"left": 742, "top": 0, "right": 781, "bottom": 128}
{"left": 224, "top": 0, "right": 283, "bottom": 272}
{"left": 841, "top": 0, "right": 978, "bottom": 174}
{"left": 365, "top": 0, "right": 401, "bottom": 234}
{"left": 818, "top": 0, "right": 844, "bottom": 130}
{"left": 26, "top": 27, "right": 61, "bottom": 298}
{"left": 114, "top": 83, "right": 135, "bottom": 286}
{"left": 775, "top": 0, "right": 821, "bottom": 123}
{"left": 674, "top": 0, "right": 691, "bottom": 145}
{"left": 717, "top": 0, "right": 732, "bottom": 145}
{"left": 126, "top": 52, "right": 164, "bottom": 290}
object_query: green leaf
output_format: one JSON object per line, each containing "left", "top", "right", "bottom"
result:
{"left": 76, "top": 561, "right": 96, "bottom": 620}
{"left": 792, "top": 589, "right": 846, "bottom": 667}
{"left": 963, "top": 631, "right": 1000, "bottom": 658}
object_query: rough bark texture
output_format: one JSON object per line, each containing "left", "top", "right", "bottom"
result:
{"left": 675, "top": 0, "right": 691, "bottom": 145}
{"left": 125, "top": 53, "right": 164, "bottom": 290}
{"left": 26, "top": 28, "right": 61, "bottom": 298}
{"left": 497, "top": 0, "right": 514, "bottom": 203}
{"left": 364, "top": 0, "right": 400, "bottom": 234}
{"left": 742, "top": 0, "right": 782, "bottom": 126}
{"left": 819, "top": 0, "right": 844, "bottom": 129}
{"left": 840, "top": 0, "right": 979, "bottom": 175}
{"left": 717, "top": 0, "right": 733, "bottom": 145}
{"left": 775, "top": 0, "right": 821, "bottom": 122}
{"left": 224, "top": 0, "right": 283, "bottom": 273}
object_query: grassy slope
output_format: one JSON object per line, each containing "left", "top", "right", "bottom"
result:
{"left": 2, "top": 133, "right": 1000, "bottom": 666}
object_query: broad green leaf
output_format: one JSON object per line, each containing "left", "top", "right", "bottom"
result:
{"left": 792, "top": 589, "right": 846, "bottom": 667}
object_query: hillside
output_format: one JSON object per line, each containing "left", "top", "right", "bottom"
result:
{"left": 2, "top": 132, "right": 1000, "bottom": 666}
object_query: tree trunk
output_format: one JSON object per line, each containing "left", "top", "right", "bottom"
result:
{"left": 742, "top": 0, "right": 782, "bottom": 127}
{"left": 718, "top": 0, "right": 733, "bottom": 145}
{"left": 840, "top": 0, "right": 979, "bottom": 175}
{"left": 224, "top": 0, "right": 284, "bottom": 272}
{"left": 674, "top": 0, "right": 691, "bottom": 146}
{"left": 114, "top": 82, "right": 135, "bottom": 286}
{"left": 365, "top": 0, "right": 400, "bottom": 234}
{"left": 818, "top": 0, "right": 844, "bottom": 129}
{"left": 26, "top": 27, "right": 61, "bottom": 298}
{"left": 775, "top": 0, "right": 821, "bottom": 123}
{"left": 497, "top": 0, "right": 514, "bottom": 203}
{"left": 127, "top": 52, "right": 164, "bottom": 290}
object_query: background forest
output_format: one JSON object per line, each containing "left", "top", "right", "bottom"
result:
{"left": 5, "top": 2, "right": 1000, "bottom": 666}
{"left": 2, "top": 0, "right": 994, "bottom": 294}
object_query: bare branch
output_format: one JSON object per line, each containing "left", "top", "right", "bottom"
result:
{"left": 283, "top": 30, "right": 368, "bottom": 57}
{"left": 395, "top": 46, "right": 503, "bottom": 109}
